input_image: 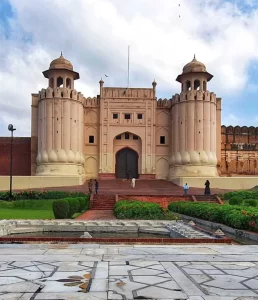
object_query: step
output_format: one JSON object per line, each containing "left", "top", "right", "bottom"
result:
{"left": 92, "top": 208, "right": 113, "bottom": 211}
{"left": 92, "top": 202, "right": 116, "bottom": 204}
{"left": 93, "top": 205, "right": 114, "bottom": 207}
{"left": 93, "top": 205, "right": 116, "bottom": 207}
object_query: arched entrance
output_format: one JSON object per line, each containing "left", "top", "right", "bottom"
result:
{"left": 115, "top": 148, "right": 139, "bottom": 179}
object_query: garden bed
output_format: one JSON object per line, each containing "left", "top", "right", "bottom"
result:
{"left": 168, "top": 202, "right": 258, "bottom": 232}
{"left": 114, "top": 200, "right": 178, "bottom": 220}
{"left": 0, "top": 191, "right": 90, "bottom": 220}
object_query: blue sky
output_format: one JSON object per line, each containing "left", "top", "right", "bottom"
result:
{"left": 1, "top": 0, "right": 258, "bottom": 136}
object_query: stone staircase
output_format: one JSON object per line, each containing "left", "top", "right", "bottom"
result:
{"left": 193, "top": 195, "right": 221, "bottom": 204}
{"left": 91, "top": 194, "right": 116, "bottom": 210}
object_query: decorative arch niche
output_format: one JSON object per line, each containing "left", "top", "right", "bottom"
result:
{"left": 66, "top": 78, "right": 71, "bottom": 88}
{"left": 57, "top": 77, "right": 64, "bottom": 88}
{"left": 194, "top": 79, "right": 201, "bottom": 90}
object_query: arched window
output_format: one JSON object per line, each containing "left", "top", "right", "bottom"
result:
{"left": 57, "top": 77, "right": 63, "bottom": 88}
{"left": 49, "top": 78, "right": 54, "bottom": 88}
{"left": 203, "top": 81, "right": 207, "bottom": 91}
{"left": 194, "top": 80, "right": 200, "bottom": 90}
{"left": 186, "top": 80, "right": 191, "bottom": 91}
{"left": 66, "top": 78, "right": 71, "bottom": 88}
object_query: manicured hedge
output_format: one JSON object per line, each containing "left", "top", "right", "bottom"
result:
{"left": 168, "top": 202, "right": 258, "bottom": 232}
{"left": 229, "top": 197, "right": 243, "bottom": 206}
{"left": 223, "top": 190, "right": 258, "bottom": 201}
{"left": 223, "top": 191, "right": 258, "bottom": 207}
{"left": 0, "top": 190, "right": 86, "bottom": 201}
{"left": 52, "top": 195, "right": 90, "bottom": 219}
{"left": 114, "top": 200, "right": 164, "bottom": 220}
{"left": 244, "top": 199, "right": 257, "bottom": 207}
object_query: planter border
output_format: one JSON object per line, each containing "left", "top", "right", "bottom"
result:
{"left": 179, "top": 213, "right": 258, "bottom": 242}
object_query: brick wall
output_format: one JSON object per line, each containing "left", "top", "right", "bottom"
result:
{"left": 221, "top": 126, "right": 258, "bottom": 175}
{"left": 0, "top": 137, "right": 31, "bottom": 176}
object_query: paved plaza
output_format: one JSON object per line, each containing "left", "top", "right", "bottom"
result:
{"left": 0, "top": 243, "right": 258, "bottom": 299}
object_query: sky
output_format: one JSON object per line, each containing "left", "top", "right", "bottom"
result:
{"left": 1, "top": 0, "right": 258, "bottom": 137}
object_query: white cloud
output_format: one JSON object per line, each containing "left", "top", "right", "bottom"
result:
{"left": 1, "top": 0, "right": 258, "bottom": 135}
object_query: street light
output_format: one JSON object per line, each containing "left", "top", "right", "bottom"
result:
{"left": 8, "top": 124, "right": 16, "bottom": 199}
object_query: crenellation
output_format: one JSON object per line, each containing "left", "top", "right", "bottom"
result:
{"left": 156, "top": 98, "right": 171, "bottom": 108}
{"left": 102, "top": 87, "right": 154, "bottom": 99}
{"left": 174, "top": 93, "right": 180, "bottom": 103}
{"left": 196, "top": 90, "right": 203, "bottom": 100}
{"left": 210, "top": 92, "right": 216, "bottom": 102}
{"left": 77, "top": 92, "right": 84, "bottom": 101}
{"left": 187, "top": 90, "right": 195, "bottom": 101}
{"left": 71, "top": 89, "right": 77, "bottom": 100}
{"left": 39, "top": 88, "right": 46, "bottom": 99}
{"left": 84, "top": 97, "right": 99, "bottom": 107}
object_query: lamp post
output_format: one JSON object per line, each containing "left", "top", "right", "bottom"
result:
{"left": 8, "top": 124, "right": 16, "bottom": 200}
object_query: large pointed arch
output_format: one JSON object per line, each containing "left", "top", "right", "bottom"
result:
{"left": 115, "top": 147, "right": 139, "bottom": 179}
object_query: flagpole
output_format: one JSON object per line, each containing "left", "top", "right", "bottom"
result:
{"left": 127, "top": 45, "right": 130, "bottom": 88}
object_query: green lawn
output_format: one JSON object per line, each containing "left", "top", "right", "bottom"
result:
{"left": 0, "top": 208, "right": 54, "bottom": 219}
{"left": 0, "top": 200, "right": 55, "bottom": 219}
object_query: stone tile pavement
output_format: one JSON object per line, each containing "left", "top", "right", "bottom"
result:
{"left": 0, "top": 244, "right": 258, "bottom": 299}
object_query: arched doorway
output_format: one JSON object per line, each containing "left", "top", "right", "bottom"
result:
{"left": 115, "top": 148, "right": 139, "bottom": 179}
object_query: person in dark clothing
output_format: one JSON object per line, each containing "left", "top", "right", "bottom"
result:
{"left": 95, "top": 179, "right": 99, "bottom": 194}
{"left": 88, "top": 179, "right": 93, "bottom": 194}
{"left": 204, "top": 180, "right": 211, "bottom": 195}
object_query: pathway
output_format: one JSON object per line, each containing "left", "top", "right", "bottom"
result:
{"left": 0, "top": 243, "right": 258, "bottom": 299}
{"left": 76, "top": 209, "right": 116, "bottom": 220}
{"left": 36, "top": 179, "right": 232, "bottom": 195}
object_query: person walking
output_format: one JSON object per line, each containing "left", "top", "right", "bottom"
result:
{"left": 88, "top": 179, "right": 93, "bottom": 194}
{"left": 95, "top": 179, "right": 99, "bottom": 194}
{"left": 131, "top": 177, "right": 136, "bottom": 188}
{"left": 204, "top": 180, "right": 211, "bottom": 195}
{"left": 183, "top": 183, "right": 189, "bottom": 195}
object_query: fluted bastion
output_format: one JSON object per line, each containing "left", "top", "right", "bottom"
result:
{"left": 169, "top": 56, "right": 218, "bottom": 177}
{"left": 36, "top": 89, "right": 85, "bottom": 175}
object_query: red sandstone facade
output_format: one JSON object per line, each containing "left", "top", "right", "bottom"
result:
{"left": 0, "top": 137, "right": 31, "bottom": 176}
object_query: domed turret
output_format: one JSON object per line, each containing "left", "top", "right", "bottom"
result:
{"left": 182, "top": 55, "right": 206, "bottom": 74}
{"left": 42, "top": 52, "right": 79, "bottom": 83}
{"left": 49, "top": 53, "right": 73, "bottom": 71}
{"left": 42, "top": 52, "right": 79, "bottom": 88}
{"left": 176, "top": 55, "right": 213, "bottom": 85}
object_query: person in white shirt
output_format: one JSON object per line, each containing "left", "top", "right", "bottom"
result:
{"left": 183, "top": 183, "right": 189, "bottom": 195}
{"left": 131, "top": 178, "right": 136, "bottom": 188}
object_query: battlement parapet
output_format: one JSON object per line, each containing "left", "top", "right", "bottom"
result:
{"left": 221, "top": 125, "right": 258, "bottom": 135}
{"left": 156, "top": 98, "right": 172, "bottom": 108}
{"left": 102, "top": 87, "right": 154, "bottom": 99}
{"left": 171, "top": 90, "right": 217, "bottom": 104}
{"left": 84, "top": 97, "right": 100, "bottom": 107}
{"left": 39, "top": 88, "right": 84, "bottom": 103}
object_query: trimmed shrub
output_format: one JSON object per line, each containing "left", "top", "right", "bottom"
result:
{"left": 0, "top": 190, "right": 87, "bottom": 201}
{"left": 244, "top": 199, "right": 257, "bottom": 207}
{"left": 52, "top": 200, "right": 69, "bottom": 219}
{"left": 229, "top": 197, "right": 243, "bottom": 206}
{"left": 223, "top": 190, "right": 258, "bottom": 201}
{"left": 66, "top": 198, "right": 80, "bottom": 218}
{"left": 114, "top": 200, "right": 163, "bottom": 220}
{"left": 168, "top": 202, "right": 258, "bottom": 232}
{"left": 78, "top": 198, "right": 86, "bottom": 211}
